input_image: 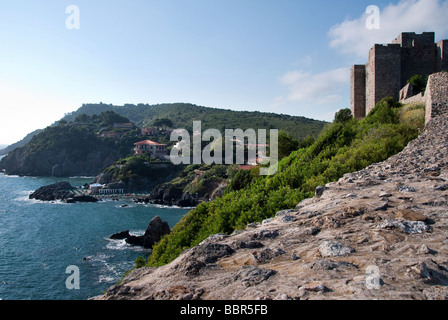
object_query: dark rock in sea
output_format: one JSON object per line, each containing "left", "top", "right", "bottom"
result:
{"left": 29, "top": 182, "right": 75, "bottom": 201}
{"left": 110, "top": 216, "right": 171, "bottom": 249}
{"left": 65, "top": 195, "right": 99, "bottom": 203}
{"left": 30, "top": 182, "right": 99, "bottom": 203}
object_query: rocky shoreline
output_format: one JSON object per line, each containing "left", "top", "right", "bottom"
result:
{"left": 97, "top": 73, "right": 448, "bottom": 300}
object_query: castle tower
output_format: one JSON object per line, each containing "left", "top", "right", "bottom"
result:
{"left": 350, "top": 65, "right": 366, "bottom": 119}
{"left": 393, "top": 32, "right": 437, "bottom": 87}
{"left": 365, "top": 44, "right": 401, "bottom": 114}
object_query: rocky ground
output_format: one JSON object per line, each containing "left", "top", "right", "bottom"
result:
{"left": 98, "top": 96, "right": 448, "bottom": 300}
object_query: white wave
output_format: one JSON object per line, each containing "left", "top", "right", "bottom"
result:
{"left": 68, "top": 176, "right": 95, "bottom": 179}
{"left": 2, "top": 174, "right": 20, "bottom": 178}
{"left": 129, "top": 229, "right": 145, "bottom": 236}
{"left": 150, "top": 203, "right": 193, "bottom": 210}
{"left": 98, "top": 274, "right": 115, "bottom": 283}
{"left": 90, "top": 253, "right": 111, "bottom": 263}
{"left": 105, "top": 238, "right": 130, "bottom": 251}
{"left": 13, "top": 196, "right": 68, "bottom": 205}
{"left": 116, "top": 204, "right": 134, "bottom": 209}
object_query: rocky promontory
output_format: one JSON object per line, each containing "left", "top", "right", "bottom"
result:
{"left": 98, "top": 72, "right": 448, "bottom": 301}
{"left": 29, "top": 182, "right": 98, "bottom": 203}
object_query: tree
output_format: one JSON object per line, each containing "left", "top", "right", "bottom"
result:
{"left": 407, "top": 74, "right": 428, "bottom": 94}
{"left": 298, "top": 135, "right": 316, "bottom": 149}
{"left": 100, "top": 111, "right": 130, "bottom": 127}
{"left": 153, "top": 118, "right": 173, "bottom": 129}
{"left": 74, "top": 114, "right": 90, "bottom": 123}
{"left": 334, "top": 108, "right": 352, "bottom": 123}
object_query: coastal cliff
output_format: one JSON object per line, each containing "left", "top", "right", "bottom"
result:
{"left": 98, "top": 72, "right": 448, "bottom": 300}
{"left": 0, "top": 121, "right": 127, "bottom": 177}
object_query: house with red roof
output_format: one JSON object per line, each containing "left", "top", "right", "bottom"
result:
{"left": 134, "top": 140, "right": 168, "bottom": 159}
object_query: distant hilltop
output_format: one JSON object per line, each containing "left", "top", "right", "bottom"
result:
{"left": 351, "top": 32, "right": 448, "bottom": 119}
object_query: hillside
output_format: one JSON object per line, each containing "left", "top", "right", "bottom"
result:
{"left": 0, "top": 112, "right": 138, "bottom": 177}
{"left": 98, "top": 72, "right": 448, "bottom": 301}
{"left": 62, "top": 103, "right": 326, "bottom": 142}
{"left": 1, "top": 103, "right": 326, "bottom": 177}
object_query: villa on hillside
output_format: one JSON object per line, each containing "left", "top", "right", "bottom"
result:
{"left": 134, "top": 139, "right": 168, "bottom": 160}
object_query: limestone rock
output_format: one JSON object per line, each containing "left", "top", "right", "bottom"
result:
{"left": 232, "top": 266, "right": 277, "bottom": 287}
{"left": 319, "top": 241, "right": 355, "bottom": 258}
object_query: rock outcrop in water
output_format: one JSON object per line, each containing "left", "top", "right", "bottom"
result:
{"left": 98, "top": 72, "right": 448, "bottom": 301}
{"left": 110, "top": 216, "right": 170, "bottom": 249}
{"left": 29, "top": 182, "right": 76, "bottom": 201}
{"left": 29, "top": 182, "right": 98, "bottom": 203}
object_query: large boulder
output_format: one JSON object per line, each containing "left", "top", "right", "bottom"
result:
{"left": 65, "top": 195, "right": 99, "bottom": 203}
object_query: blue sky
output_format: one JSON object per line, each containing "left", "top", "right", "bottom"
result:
{"left": 1, "top": 0, "right": 448, "bottom": 144}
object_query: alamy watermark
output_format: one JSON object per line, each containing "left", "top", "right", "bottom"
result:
{"left": 65, "top": 265, "right": 80, "bottom": 290}
{"left": 365, "top": 265, "right": 381, "bottom": 289}
{"left": 170, "top": 121, "right": 279, "bottom": 176}
{"left": 366, "top": 5, "right": 380, "bottom": 30}
{"left": 66, "top": 5, "right": 80, "bottom": 30}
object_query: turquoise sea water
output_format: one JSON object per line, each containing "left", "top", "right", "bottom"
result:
{"left": 0, "top": 163, "right": 189, "bottom": 300}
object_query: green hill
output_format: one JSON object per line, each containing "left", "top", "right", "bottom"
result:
{"left": 62, "top": 103, "right": 326, "bottom": 142}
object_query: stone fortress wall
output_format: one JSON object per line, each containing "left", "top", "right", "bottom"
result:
{"left": 351, "top": 32, "right": 448, "bottom": 120}
{"left": 425, "top": 71, "right": 448, "bottom": 126}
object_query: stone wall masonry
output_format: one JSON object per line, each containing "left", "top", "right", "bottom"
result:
{"left": 350, "top": 65, "right": 366, "bottom": 119}
{"left": 425, "top": 71, "right": 448, "bottom": 126}
{"left": 392, "top": 32, "right": 435, "bottom": 48}
{"left": 366, "top": 44, "right": 401, "bottom": 114}
{"left": 399, "top": 82, "right": 414, "bottom": 100}
{"left": 400, "top": 92, "right": 425, "bottom": 105}
{"left": 400, "top": 42, "right": 437, "bottom": 88}
{"left": 438, "top": 40, "right": 448, "bottom": 71}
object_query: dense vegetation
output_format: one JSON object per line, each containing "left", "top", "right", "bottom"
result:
{"left": 100, "top": 154, "right": 185, "bottom": 192}
{"left": 145, "top": 98, "right": 425, "bottom": 267}
{"left": 19, "top": 111, "right": 138, "bottom": 161}
{"left": 62, "top": 103, "right": 326, "bottom": 142}
{"left": 0, "top": 111, "right": 142, "bottom": 177}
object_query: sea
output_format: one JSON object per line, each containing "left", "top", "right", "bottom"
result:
{"left": 0, "top": 156, "right": 189, "bottom": 300}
